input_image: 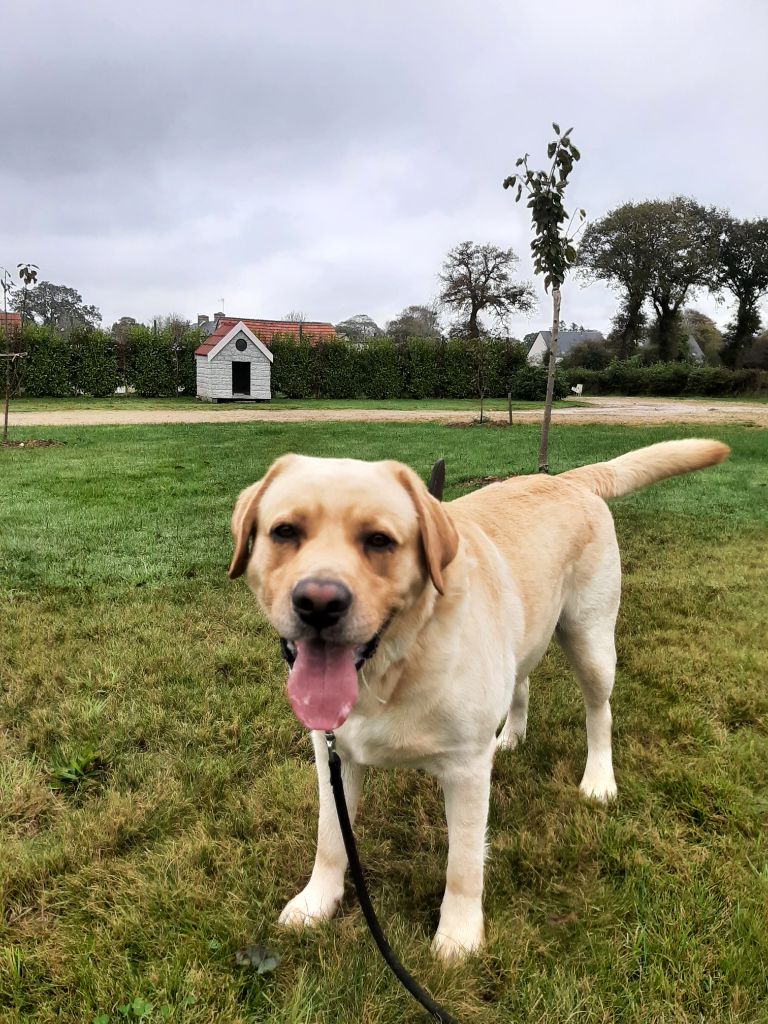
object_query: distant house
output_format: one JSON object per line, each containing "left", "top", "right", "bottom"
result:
{"left": 195, "top": 320, "right": 273, "bottom": 402}
{"left": 0, "top": 312, "right": 22, "bottom": 338}
{"left": 196, "top": 312, "right": 335, "bottom": 344}
{"left": 526, "top": 329, "right": 604, "bottom": 365}
{"left": 685, "top": 334, "right": 705, "bottom": 363}
{"left": 637, "top": 334, "right": 705, "bottom": 363}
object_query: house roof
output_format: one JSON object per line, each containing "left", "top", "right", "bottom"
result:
{"left": 199, "top": 321, "right": 274, "bottom": 362}
{"left": 530, "top": 329, "right": 604, "bottom": 354}
{"left": 686, "top": 334, "right": 704, "bottom": 359}
{"left": 195, "top": 317, "right": 335, "bottom": 355}
{"left": 0, "top": 312, "right": 22, "bottom": 335}
{"left": 528, "top": 333, "right": 606, "bottom": 358}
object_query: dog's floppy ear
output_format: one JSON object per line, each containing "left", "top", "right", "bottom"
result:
{"left": 228, "top": 457, "right": 291, "bottom": 579}
{"left": 396, "top": 465, "right": 459, "bottom": 595}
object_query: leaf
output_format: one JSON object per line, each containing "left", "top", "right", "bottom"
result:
{"left": 234, "top": 944, "right": 281, "bottom": 974}
{"left": 571, "top": 145, "right": 581, "bottom": 160}
{"left": 515, "top": 157, "right": 524, "bottom": 166}
{"left": 93, "top": 1016, "right": 110, "bottom": 1024}
{"left": 552, "top": 122, "right": 560, "bottom": 134}
{"left": 207, "top": 939, "right": 222, "bottom": 951}
{"left": 131, "top": 999, "right": 152, "bottom": 1019}
{"left": 580, "top": 208, "right": 586, "bottom": 218}
{"left": 547, "top": 142, "right": 557, "bottom": 159}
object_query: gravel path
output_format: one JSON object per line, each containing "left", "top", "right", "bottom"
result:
{"left": 6, "top": 396, "right": 768, "bottom": 428}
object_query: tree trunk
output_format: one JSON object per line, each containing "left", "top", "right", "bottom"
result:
{"left": 2, "top": 359, "right": 9, "bottom": 445}
{"left": 656, "top": 304, "right": 678, "bottom": 361}
{"left": 467, "top": 307, "right": 480, "bottom": 340}
{"left": 538, "top": 287, "right": 561, "bottom": 473}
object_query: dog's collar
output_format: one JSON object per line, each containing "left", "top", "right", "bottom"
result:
{"left": 279, "top": 613, "right": 393, "bottom": 672}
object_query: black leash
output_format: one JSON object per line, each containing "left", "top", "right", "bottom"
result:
{"left": 325, "top": 732, "right": 459, "bottom": 1024}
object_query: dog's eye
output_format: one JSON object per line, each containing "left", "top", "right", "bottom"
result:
{"left": 271, "top": 523, "right": 298, "bottom": 541}
{"left": 365, "top": 532, "right": 395, "bottom": 551}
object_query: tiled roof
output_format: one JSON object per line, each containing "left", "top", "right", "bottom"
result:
{"left": 0, "top": 312, "right": 22, "bottom": 335}
{"left": 195, "top": 318, "right": 336, "bottom": 357}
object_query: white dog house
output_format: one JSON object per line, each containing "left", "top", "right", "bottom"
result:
{"left": 194, "top": 320, "right": 273, "bottom": 401}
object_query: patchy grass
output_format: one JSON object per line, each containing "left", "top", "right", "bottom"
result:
{"left": 1, "top": 422, "right": 766, "bottom": 1023}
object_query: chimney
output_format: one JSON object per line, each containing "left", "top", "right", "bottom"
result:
{"left": 197, "top": 313, "right": 209, "bottom": 327}
{"left": 214, "top": 311, "right": 225, "bottom": 322}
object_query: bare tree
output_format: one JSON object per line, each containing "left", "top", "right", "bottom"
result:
{"left": 2, "top": 262, "right": 38, "bottom": 444}
{"left": 438, "top": 241, "right": 535, "bottom": 340}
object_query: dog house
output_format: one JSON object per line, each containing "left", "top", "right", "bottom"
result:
{"left": 194, "top": 320, "right": 273, "bottom": 401}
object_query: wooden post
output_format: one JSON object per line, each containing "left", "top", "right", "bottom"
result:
{"left": 507, "top": 390, "right": 513, "bottom": 425}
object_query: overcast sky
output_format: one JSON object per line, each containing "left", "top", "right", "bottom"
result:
{"left": 2, "top": 0, "right": 767, "bottom": 337}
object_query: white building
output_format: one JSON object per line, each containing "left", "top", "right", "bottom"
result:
{"left": 194, "top": 320, "right": 273, "bottom": 401}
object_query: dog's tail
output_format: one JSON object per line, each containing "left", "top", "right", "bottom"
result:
{"left": 560, "top": 439, "right": 730, "bottom": 500}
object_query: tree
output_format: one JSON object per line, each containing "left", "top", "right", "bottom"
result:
{"left": 438, "top": 242, "right": 534, "bottom": 340}
{"left": 578, "top": 203, "right": 657, "bottom": 359}
{"left": 10, "top": 280, "right": 101, "bottom": 330}
{"left": 282, "top": 311, "right": 307, "bottom": 322}
{"left": 581, "top": 198, "right": 722, "bottom": 362}
{"left": 335, "top": 313, "right": 382, "bottom": 343}
{"left": 2, "top": 262, "right": 39, "bottom": 444}
{"left": 504, "top": 124, "right": 585, "bottom": 472}
{"left": 717, "top": 217, "right": 768, "bottom": 367}
{"left": 385, "top": 304, "right": 441, "bottom": 343}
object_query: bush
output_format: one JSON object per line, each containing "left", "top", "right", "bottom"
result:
{"left": 567, "top": 359, "right": 768, "bottom": 398}
{"left": 128, "top": 328, "right": 178, "bottom": 397}
{"left": 20, "top": 325, "right": 72, "bottom": 397}
{"left": 357, "top": 339, "right": 401, "bottom": 399}
{"left": 402, "top": 337, "right": 440, "bottom": 399}
{"left": 510, "top": 365, "right": 569, "bottom": 401}
{"left": 560, "top": 340, "right": 613, "bottom": 371}
{"left": 68, "top": 328, "right": 119, "bottom": 397}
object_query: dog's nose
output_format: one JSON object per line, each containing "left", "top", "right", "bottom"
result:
{"left": 291, "top": 578, "right": 353, "bottom": 631}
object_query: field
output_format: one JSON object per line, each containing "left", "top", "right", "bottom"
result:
{"left": 1, "top": 421, "right": 767, "bottom": 1023}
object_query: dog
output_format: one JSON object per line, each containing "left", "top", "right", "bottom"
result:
{"left": 228, "top": 438, "right": 728, "bottom": 960}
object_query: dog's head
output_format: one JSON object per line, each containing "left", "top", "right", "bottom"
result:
{"left": 228, "top": 454, "right": 458, "bottom": 729}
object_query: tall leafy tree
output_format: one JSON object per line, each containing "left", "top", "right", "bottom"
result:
{"left": 504, "top": 124, "right": 584, "bottom": 472}
{"left": 10, "top": 280, "right": 101, "bottom": 330}
{"left": 581, "top": 198, "right": 722, "bottom": 361}
{"left": 717, "top": 217, "right": 768, "bottom": 367}
{"left": 438, "top": 241, "right": 534, "bottom": 340}
{"left": 578, "top": 205, "right": 655, "bottom": 359}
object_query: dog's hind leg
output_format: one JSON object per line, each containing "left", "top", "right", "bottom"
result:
{"left": 557, "top": 614, "right": 618, "bottom": 803}
{"left": 496, "top": 676, "right": 529, "bottom": 751}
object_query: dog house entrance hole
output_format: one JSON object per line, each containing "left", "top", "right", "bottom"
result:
{"left": 232, "top": 361, "right": 251, "bottom": 395}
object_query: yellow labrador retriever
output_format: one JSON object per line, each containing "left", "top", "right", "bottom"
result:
{"left": 228, "top": 439, "right": 728, "bottom": 960}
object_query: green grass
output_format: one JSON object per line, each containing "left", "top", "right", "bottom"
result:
{"left": 9, "top": 396, "right": 579, "bottom": 414}
{"left": 1, "top": 422, "right": 766, "bottom": 1023}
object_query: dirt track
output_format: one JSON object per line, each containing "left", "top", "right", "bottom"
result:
{"left": 6, "top": 396, "right": 768, "bottom": 429}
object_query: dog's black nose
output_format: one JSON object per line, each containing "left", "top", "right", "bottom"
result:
{"left": 292, "top": 578, "right": 353, "bottom": 631}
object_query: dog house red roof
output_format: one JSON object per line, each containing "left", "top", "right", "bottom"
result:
{"left": 194, "top": 318, "right": 335, "bottom": 356}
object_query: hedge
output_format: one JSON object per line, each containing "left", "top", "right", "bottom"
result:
{"left": 568, "top": 360, "right": 768, "bottom": 397}
{"left": 17, "top": 323, "right": 201, "bottom": 398}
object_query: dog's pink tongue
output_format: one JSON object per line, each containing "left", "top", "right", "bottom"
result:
{"left": 286, "top": 641, "right": 359, "bottom": 730}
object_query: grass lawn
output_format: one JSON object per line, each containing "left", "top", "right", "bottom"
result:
{"left": 1, "top": 422, "right": 766, "bottom": 1023}
{"left": 9, "top": 396, "right": 580, "bottom": 414}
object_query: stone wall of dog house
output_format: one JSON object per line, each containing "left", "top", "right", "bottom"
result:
{"left": 195, "top": 334, "right": 271, "bottom": 400}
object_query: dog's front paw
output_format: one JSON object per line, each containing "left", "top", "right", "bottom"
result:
{"left": 579, "top": 773, "right": 618, "bottom": 804}
{"left": 431, "top": 914, "right": 485, "bottom": 962}
{"left": 278, "top": 882, "right": 343, "bottom": 929}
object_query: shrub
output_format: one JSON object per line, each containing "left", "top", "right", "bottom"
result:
{"left": 270, "top": 336, "right": 317, "bottom": 398}
{"left": 510, "top": 365, "right": 569, "bottom": 401}
{"left": 68, "top": 328, "right": 119, "bottom": 397}
{"left": 315, "top": 340, "right": 357, "bottom": 398}
{"left": 128, "top": 328, "right": 178, "bottom": 397}
{"left": 357, "top": 339, "right": 401, "bottom": 399}
{"left": 402, "top": 337, "right": 440, "bottom": 399}
{"left": 20, "top": 325, "right": 72, "bottom": 397}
